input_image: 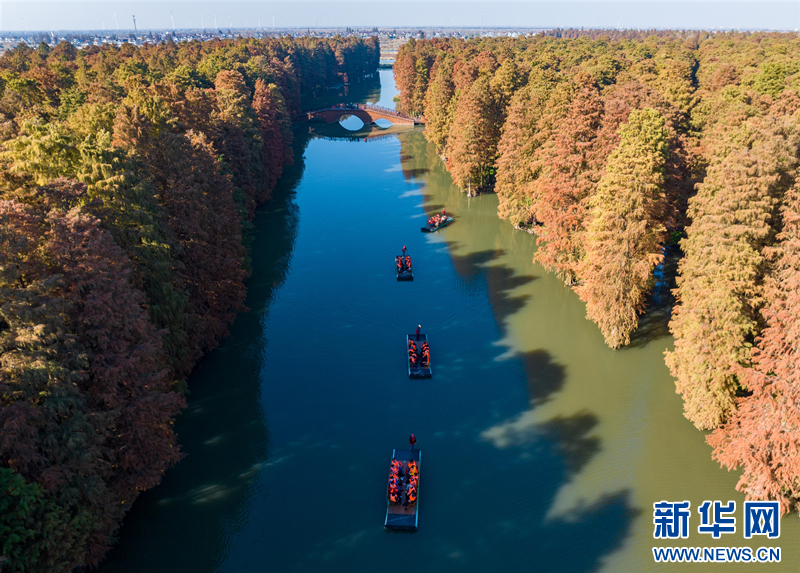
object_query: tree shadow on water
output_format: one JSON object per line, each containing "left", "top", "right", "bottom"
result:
{"left": 401, "top": 166, "right": 430, "bottom": 181}
{"left": 96, "top": 123, "right": 314, "bottom": 573}
{"left": 626, "top": 306, "right": 672, "bottom": 349}
{"left": 466, "top": 406, "right": 638, "bottom": 573}
{"left": 445, "top": 245, "right": 538, "bottom": 325}
{"left": 520, "top": 349, "right": 567, "bottom": 408}
{"left": 625, "top": 247, "right": 679, "bottom": 349}
{"left": 539, "top": 489, "right": 639, "bottom": 573}
{"left": 538, "top": 411, "right": 601, "bottom": 477}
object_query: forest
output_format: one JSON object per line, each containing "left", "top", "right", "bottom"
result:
{"left": 0, "top": 35, "right": 378, "bottom": 571}
{"left": 394, "top": 31, "right": 800, "bottom": 514}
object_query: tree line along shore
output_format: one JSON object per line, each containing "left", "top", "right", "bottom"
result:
{"left": 0, "top": 35, "right": 378, "bottom": 572}
{"left": 394, "top": 30, "right": 800, "bottom": 514}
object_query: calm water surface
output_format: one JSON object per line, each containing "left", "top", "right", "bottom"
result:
{"left": 101, "top": 70, "right": 797, "bottom": 572}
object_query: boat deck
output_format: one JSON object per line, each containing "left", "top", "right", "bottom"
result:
{"left": 385, "top": 448, "right": 421, "bottom": 530}
{"left": 421, "top": 216, "right": 454, "bottom": 233}
{"left": 407, "top": 334, "right": 432, "bottom": 378}
{"left": 396, "top": 255, "right": 413, "bottom": 281}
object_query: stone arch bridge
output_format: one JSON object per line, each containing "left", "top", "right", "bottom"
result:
{"left": 296, "top": 103, "right": 424, "bottom": 126}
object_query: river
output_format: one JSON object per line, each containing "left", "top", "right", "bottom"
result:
{"left": 100, "top": 70, "right": 796, "bottom": 572}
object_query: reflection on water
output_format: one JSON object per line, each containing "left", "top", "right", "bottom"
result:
{"left": 338, "top": 114, "right": 366, "bottom": 131}
{"left": 100, "top": 71, "right": 797, "bottom": 573}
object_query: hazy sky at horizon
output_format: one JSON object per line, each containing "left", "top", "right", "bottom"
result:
{"left": 2, "top": 1, "right": 799, "bottom": 32}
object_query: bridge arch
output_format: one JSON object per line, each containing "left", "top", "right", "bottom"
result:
{"left": 297, "top": 104, "right": 423, "bottom": 126}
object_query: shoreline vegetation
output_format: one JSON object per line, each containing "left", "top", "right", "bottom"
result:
{"left": 0, "top": 35, "right": 378, "bottom": 571}
{"left": 394, "top": 29, "right": 800, "bottom": 514}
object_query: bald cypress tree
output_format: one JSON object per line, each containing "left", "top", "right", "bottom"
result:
{"left": 666, "top": 117, "right": 799, "bottom": 430}
{"left": 214, "top": 70, "right": 262, "bottom": 217}
{"left": 444, "top": 75, "right": 500, "bottom": 192}
{"left": 577, "top": 108, "right": 670, "bottom": 348}
{"left": 423, "top": 55, "right": 455, "bottom": 154}
{"left": 252, "top": 79, "right": 291, "bottom": 196}
{"left": 708, "top": 183, "right": 800, "bottom": 514}
{"left": 394, "top": 40, "right": 417, "bottom": 114}
{"left": 533, "top": 77, "right": 604, "bottom": 284}
{"left": 494, "top": 74, "right": 571, "bottom": 228}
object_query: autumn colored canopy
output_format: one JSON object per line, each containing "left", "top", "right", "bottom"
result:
{"left": 395, "top": 29, "right": 800, "bottom": 513}
{"left": 0, "top": 35, "right": 378, "bottom": 571}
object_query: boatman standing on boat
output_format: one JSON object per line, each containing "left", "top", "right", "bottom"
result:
{"left": 402, "top": 245, "right": 407, "bottom": 255}
{"left": 409, "top": 434, "right": 417, "bottom": 452}
{"left": 441, "top": 208, "right": 446, "bottom": 216}
{"left": 416, "top": 325, "right": 421, "bottom": 341}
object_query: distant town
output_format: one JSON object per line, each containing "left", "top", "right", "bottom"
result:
{"left": 0, "top": 27, "right": 551, "bottom": 58}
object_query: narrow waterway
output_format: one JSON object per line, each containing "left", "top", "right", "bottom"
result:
{"left": 101, "top": 70, "right": 796, "bottom": 572}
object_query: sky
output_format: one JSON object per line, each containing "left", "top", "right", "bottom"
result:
{"left": 2, "top": 0, "right": 799, "bottom": 32}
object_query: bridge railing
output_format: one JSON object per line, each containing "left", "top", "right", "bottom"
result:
{"left": 300, "top": 103, "right": 423, "bottom": 123}
{"left": 358, "top": 103, "right": 421, "bottom": 121}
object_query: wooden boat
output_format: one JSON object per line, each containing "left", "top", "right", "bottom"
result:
{"left": 396, "top": 255, "right": 413, "bottom": 281}
{"left": 421, "top": 216, "right": 454, "bottom": 233}
{"left": 385, "top": 448, "right": 421, "bottom": 531}
{"left": 407, "top": 334, "right": 432, "bottom": 378}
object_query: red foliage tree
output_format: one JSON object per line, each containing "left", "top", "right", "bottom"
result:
{"left": 252, "top": 79, "right": 292, "bottom": 195}
{"left": 159, "top": 130, "right": 247, "bottom": 360}
{"left": 44, "top": 208, "right": 184, "bottom": 501}
{"left": 666, "top": 117, "right": 799, "bottom": 429}
{"left": 533, "top": 76, "right": 604, "bottom": 284}
{"left": 708, "top": 183, "right": 800, "bottom": 514}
